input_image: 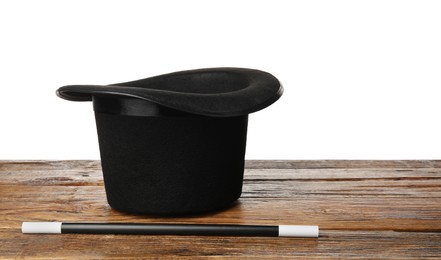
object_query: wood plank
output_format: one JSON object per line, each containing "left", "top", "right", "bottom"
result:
{"left": 0, "top": 230, "right": 440, "bottom": 259}
{"left": 245, "top": 160, "right": 441, "bottom": 169}
{"left": 2, "top": 159, "right": 441, "bottom": 171}
{"left": 1, "top": 160, "right": 440, "bottom": 258}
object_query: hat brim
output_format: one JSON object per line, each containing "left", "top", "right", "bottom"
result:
{"left": 56, "top": 67, "right": 283, "bottom": 117}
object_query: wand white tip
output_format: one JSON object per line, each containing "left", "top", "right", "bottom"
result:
{"left": 22, "top": 222, "right": 62, "bottom": 234}
{"left": 278, "top": 225, "right": 319, "bottom": 237}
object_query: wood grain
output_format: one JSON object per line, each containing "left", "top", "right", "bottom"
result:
{"left": 1, "top": 160, "right": 440, "bottom": 259}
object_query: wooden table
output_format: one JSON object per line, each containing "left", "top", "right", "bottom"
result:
{"left": 1, "top": 160, "right": 440, "bottom": 259}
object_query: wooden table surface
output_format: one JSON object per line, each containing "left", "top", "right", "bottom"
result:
{"left": 1, "top": 160, "right": 440, "bottom": 259}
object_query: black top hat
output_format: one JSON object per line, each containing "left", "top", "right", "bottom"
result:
{"left": 57, "top": 67, "right": 283, "bottom": 215}
{"left": 57, "top": 67, "right": 283, "bottom": 117}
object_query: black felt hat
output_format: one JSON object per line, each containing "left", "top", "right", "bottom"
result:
{"left": 57, "top": 67, "right": 283, "bottom": 215}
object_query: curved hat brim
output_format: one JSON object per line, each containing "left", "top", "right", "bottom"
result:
{"left": 56, "top": 67, "right": 283, "bottom": 117}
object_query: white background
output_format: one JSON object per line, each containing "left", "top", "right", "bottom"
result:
{"left": 1, "top": 0, "right": 440, "bottom": 160}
